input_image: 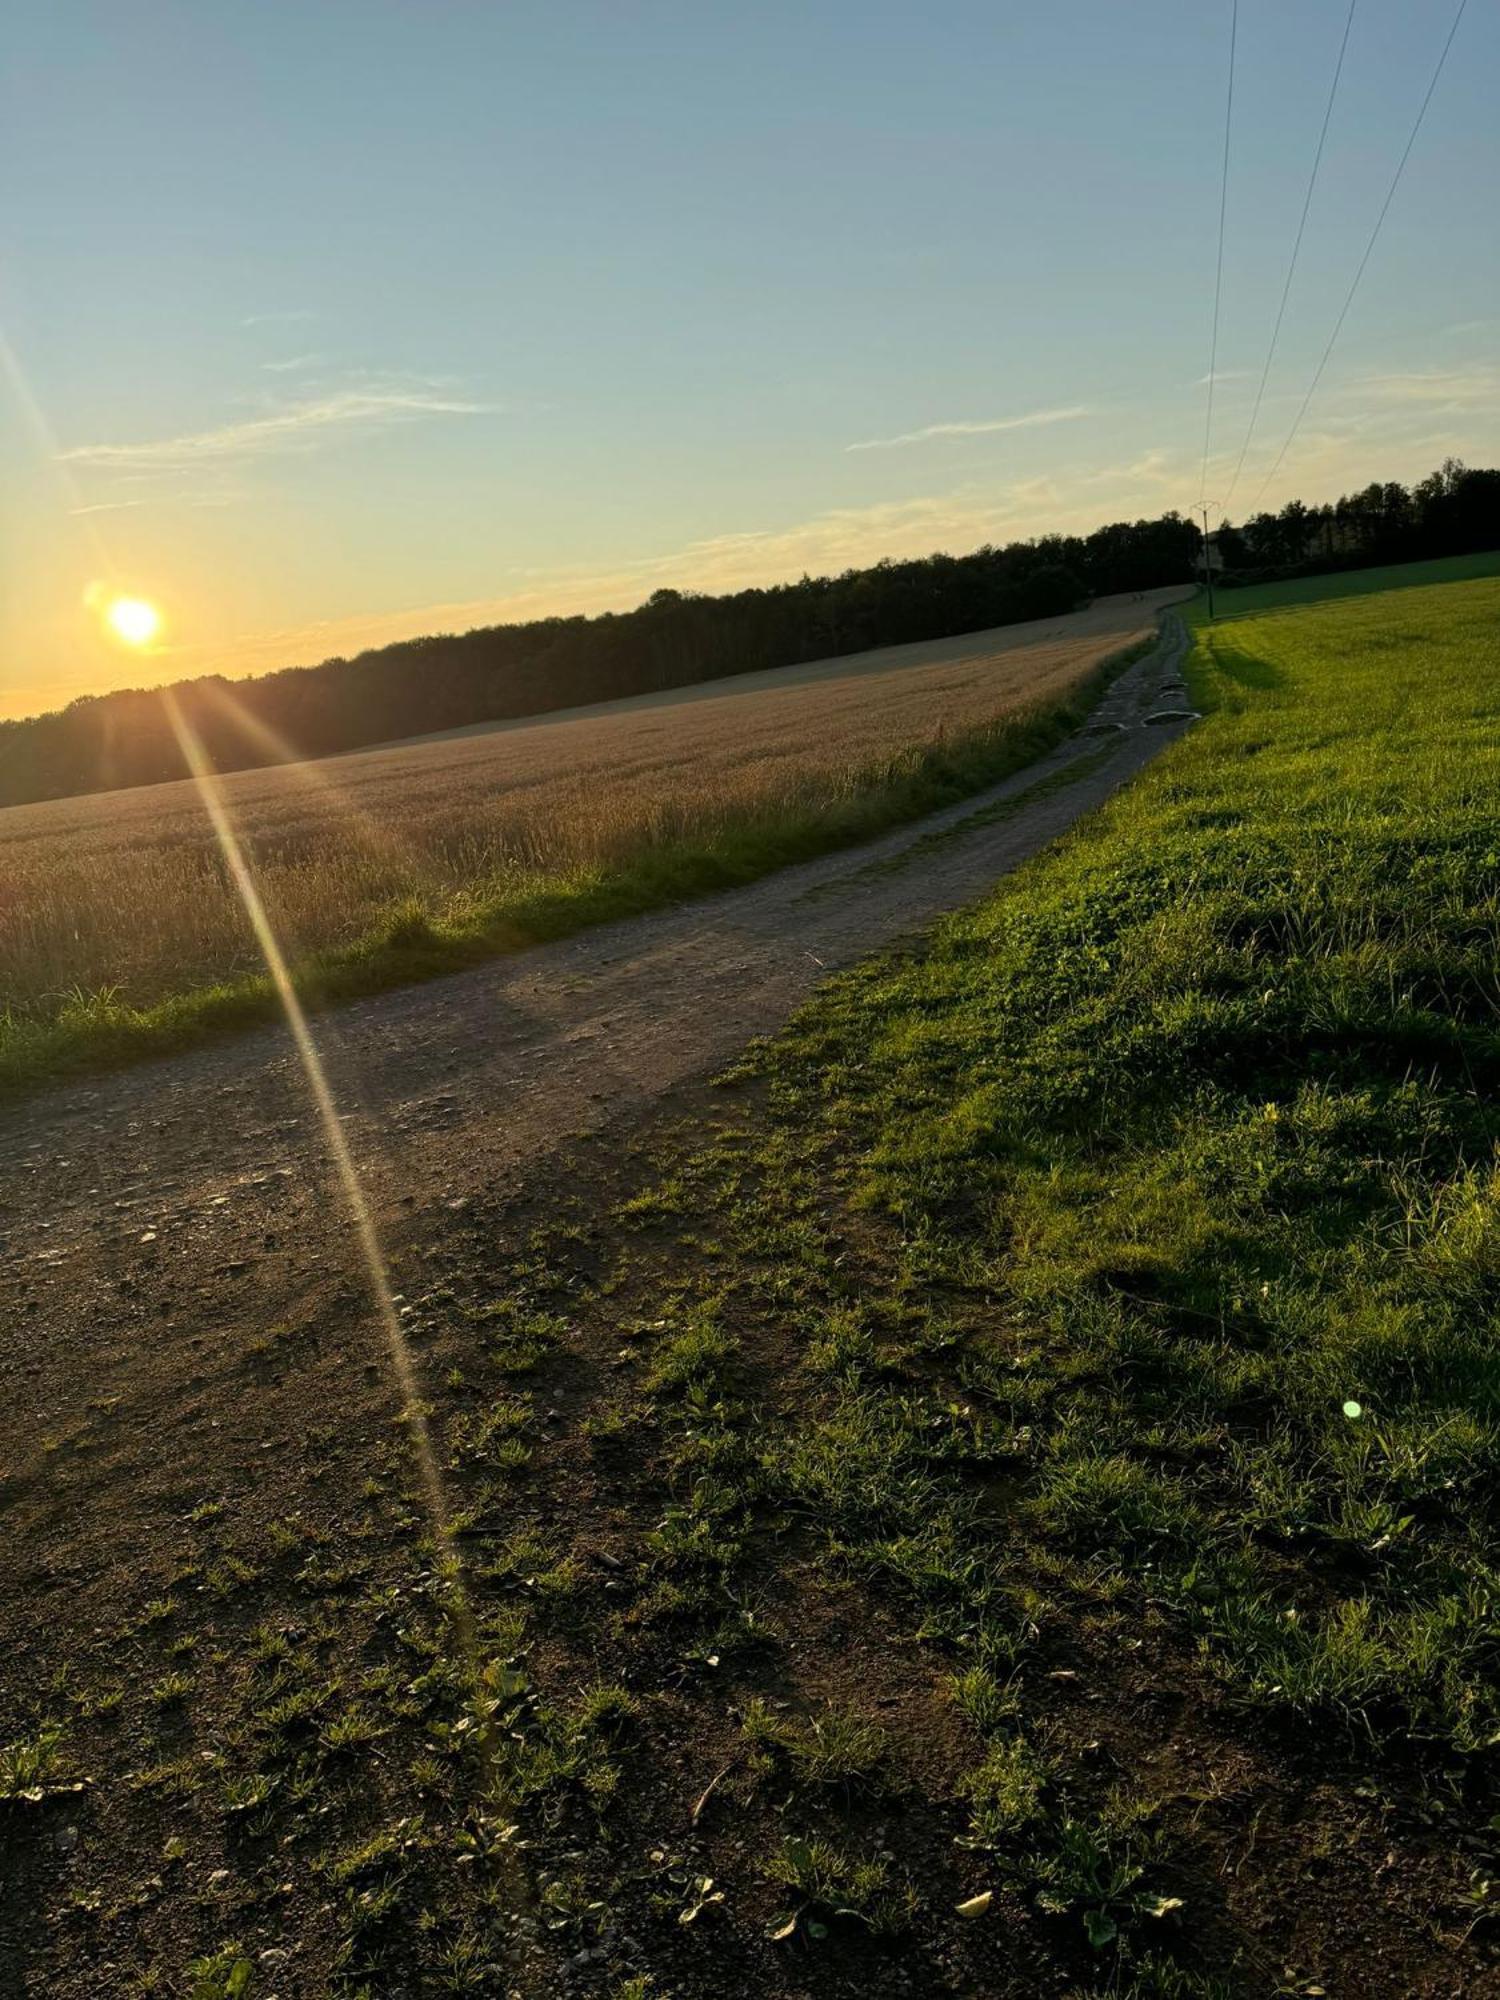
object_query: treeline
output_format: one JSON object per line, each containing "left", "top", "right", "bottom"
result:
{"left": 1215, "top": 456, "right": 1500, "bottom": 585}
{"left": 0, "top": 511, "right": 1197, "bottom": 808}
{"left": 4, "top": 458, "right": 1495, "bottom": 809}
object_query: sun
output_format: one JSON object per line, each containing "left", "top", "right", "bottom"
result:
{"left": 105, "top": 596, "right": 162, "bottom": 648}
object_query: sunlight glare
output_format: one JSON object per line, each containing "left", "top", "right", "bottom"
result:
{"left": 106, "top": 595, "right": 161, "bottom": 647}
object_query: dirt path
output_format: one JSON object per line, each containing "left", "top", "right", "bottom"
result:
{"left": 0, "top": 614, "right": 1191, "bottom": 1633}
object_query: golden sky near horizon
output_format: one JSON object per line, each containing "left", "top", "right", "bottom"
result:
{"left": 3, "top": 2, "right": 1496, "bottom": 724}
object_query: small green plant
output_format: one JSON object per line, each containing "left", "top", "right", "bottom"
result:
{"left": 1114, "top": 1956, "right": 1233, "bottom": 1999}
{"left": 222, "top": 1771, "right": 277, "bottom": 1815}
{"left": 646, "top": 1310, "right": 733, "bottom": 1393}
{"left": 676, "top": 1874, "right": 724, "bottom": 1926}
{"left": 961, "top": 1736, "right": 1049, "bottom": 1845}
{"left": 741, "top": 1697, "right": 887, "bottom": 1793}
{"left": 1032, "top": 1814, "right": 1164, "bottom": 1948}
{"left": 186, "top": 1948, "right": 253, "bottom": 2000}
{"left": 321, "top": 1705, "right": 387, "bottom": 1754}
{"left": 948, "top": 1662, "right": 1018, "bottom": 1735}
{"left": 768, "top": 1833, "right": 914, "bottom": 1939}
{"left": 446, "top": 1395, "right": 533, "bottom": 1469}
{"left": 0, "top": 1724, "right": 80, "bottom": 1804}
{"left": 150, "top": 1670, "right": 193, "bottom": 1708}
{"left": 573, "top": 1682, "right": 638, "bottom": 1740}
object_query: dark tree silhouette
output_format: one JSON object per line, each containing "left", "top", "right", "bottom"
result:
{"left": 1, "top": 464, "right": 1493, "bottom": 811}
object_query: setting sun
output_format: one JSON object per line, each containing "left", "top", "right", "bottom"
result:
{"left": 105, "top": 595, "right": 161, "bottom": 647}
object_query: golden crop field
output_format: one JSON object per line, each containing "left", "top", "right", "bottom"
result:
{"left": 0, "top": 589, "right": 1181, "bottom": 1020}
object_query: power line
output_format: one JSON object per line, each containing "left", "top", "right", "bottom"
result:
{"left": 1244, "top": 0, "right": 1469, "bottom": 519}
{"left": 1219, "top": 0, "right": 1357, "bottom": 520}
{"left": 1199, "top": 0, "right": 1238, "bottom": 508}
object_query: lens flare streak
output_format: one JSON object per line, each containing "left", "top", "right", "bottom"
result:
{"left": 163, "top": 692, "right": 445, "bottom": 1510}
{"left": 161, "top": 691, "right": 527, "bottom": 1918}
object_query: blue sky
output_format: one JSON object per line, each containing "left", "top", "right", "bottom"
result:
{"left": 3, "top": 0, "right": 1495, "bottom": 717}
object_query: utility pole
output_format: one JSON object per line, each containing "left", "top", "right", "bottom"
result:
{"left": 1199, "top": 503, "right": 1217, "bottom": 623}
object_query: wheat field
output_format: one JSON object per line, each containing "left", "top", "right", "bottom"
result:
{"left": 0, "top": 590, "right": 1181, "bottom": 1021}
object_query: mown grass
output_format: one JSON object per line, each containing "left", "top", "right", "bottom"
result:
{"left": 757, "top": 563, "right": 1500, "bottom": 1751}
{"left": 528, "top": 556, "right": 1498, "bottom": 1983}
{"left": 1212, "top": 546, "right": 1500, "bottom": 621}
{"left": 0, "top": 622, "right": 1159, "bottom": 1097}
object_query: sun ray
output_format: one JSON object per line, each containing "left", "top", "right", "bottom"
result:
{"left": 0, "top": 325, "right": 114, "bottom": 571}
{"left": 196, "top": 679, "right": 440, "bottom": 890}
{"left": 159, "top": 689, "right": 530, "bottom": 1933}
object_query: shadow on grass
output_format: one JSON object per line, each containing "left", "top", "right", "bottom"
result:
{"left": 1201, "top": 630, "right": 1289, "bottom": 692}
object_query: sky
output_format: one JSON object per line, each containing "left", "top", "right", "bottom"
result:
{"left": 2, "top": 0, "right": 1496, "bottom": 721}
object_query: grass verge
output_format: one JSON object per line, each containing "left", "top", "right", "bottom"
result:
{"left": 750, "top": 565, "right": 1500, "bottom": 1754}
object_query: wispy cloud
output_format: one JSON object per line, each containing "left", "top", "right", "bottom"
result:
{"left": 59, "top": 386, "right": 497, "bottom": 473}
{"left": 261, "top": 352, "right": 323, "bottom": 374}
{"left": 1080, "top": 446, "right": 1180, "bottom": 488}
{"left": 1193, "top": 369, "right": 1250, "bottom": 388}
{"left": 845, "top": 405, "right": 1089, "bottom": 452}
{"left": 1359, "top": 367, "right": 1497, "bottom": 409}
{"left": 242, "top": 309, "right": 317, "bottom": 327}
{"left": 68, "top": 498, "right": 148, "bottom": 516}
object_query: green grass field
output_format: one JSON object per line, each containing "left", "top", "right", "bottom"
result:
{"left": 1210, "top": 545, "right": 1500, "bottom": 620}
{"left": 760, "top": 560, "right": 1500, "bottom": 1745}
{"left": 654, "top": 558, "right": 1500, "bottom": 1982}
{"left": 568, "top": 555, "right": 1500, "bottom": 1987}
